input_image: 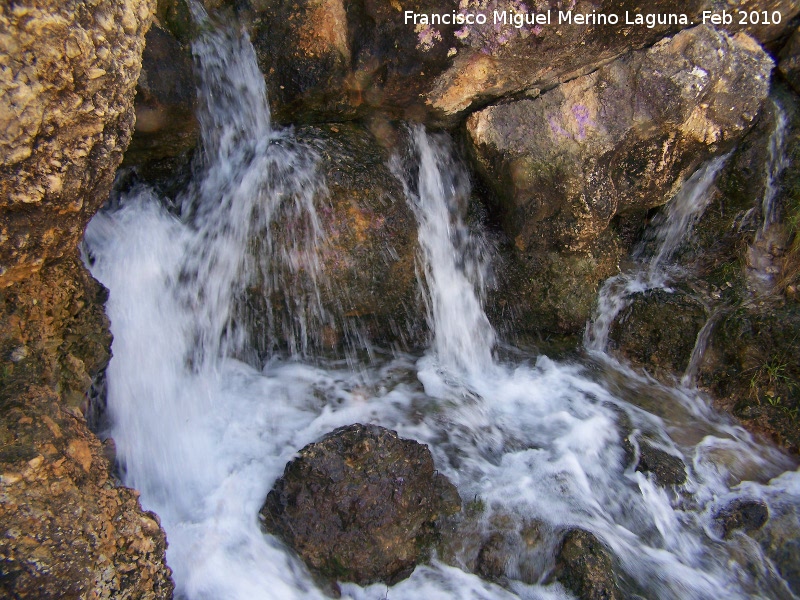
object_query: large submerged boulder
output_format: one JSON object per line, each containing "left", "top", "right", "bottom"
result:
{"left": 260, "top": 423, "right": 461, "bottom": 585}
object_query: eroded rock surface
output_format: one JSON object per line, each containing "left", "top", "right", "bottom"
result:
{"left": 0, "top": 1, "right": 174, "bottom": 596}
{"left": 260, "top": 423, "right": 461, "bottom": 585}
{"left": 468, "top": 24, "right": 772, "bottom": 338}
{"left": 0, "top": 0, "right": 155, "bottom": 287}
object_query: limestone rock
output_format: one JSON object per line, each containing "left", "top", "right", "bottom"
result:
{"left": 242, "top": 123, "right": 422, "bottom": 355}
{"left": 467, "top": 25, "right": 772, "bottom": 255}
{"left": 0, "top": 259, "right": 174, "bottom": 599}
{"left": 0, "top": 0, "right": 155, "bottom": 287}
{"left": 467, "top": 25, "right": 771, "bottom": 338}
{"left": 260, "top": 423, "right": 461, "bottom": 585}
{"left": 124, "top": 23, "right": 198, "bottom": 173}
{"left": 609, "top": 288, "right": 708, "bottom": 379}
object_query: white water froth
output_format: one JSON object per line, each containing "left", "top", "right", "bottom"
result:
{"left": 85, "top": 23, "right": 800, "bottom": 600}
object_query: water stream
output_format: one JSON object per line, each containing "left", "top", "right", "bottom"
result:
{"left": 83, "top": 21, "right": 800, "bottom": 600}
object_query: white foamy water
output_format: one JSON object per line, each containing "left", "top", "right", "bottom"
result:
{"left": 84, "top": 21, "right": 800, "bottom": 600}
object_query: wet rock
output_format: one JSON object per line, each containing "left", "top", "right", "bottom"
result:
{"left": 779, "top": 27, "right": 800, "bottom": 95}
{"left": 753, "top": 508, "right": 800, "bottom": 595}
{"left": 467, "top": 25, "right": 772, "bottom": 257}
{"left": 476, "top": 532, "right": 515, "bottom": 581}
{"left": 0, "top": 2, "right": 175, "bottom": 596}
{"left": 715, "top": 499, "right": 769, "bottom": 537}
{"left": 488, "top": 229, "right": 621, "bottom": 340}
{"left": 622, "top": 436, "right": 687, "bottom": 486}
{"left": 124, "top": 24, "right": 198, "bottom": 175}
{"left": 609, "top": 289, "right": 708, "bottom": 379}
{"left": 260, "top": 423, "right": 461, "bottom": 586}
{"left": 699, "top": 305, "right": 800, "bottom": 453}
{"left": 242, "top": 123, "right": 421, "bottom": 355}
{"left": 0, "top": 262, "right": 174, "bottom": 599}
{"left": 466, "top": 26, "right": 771, "bottom": 338}
{"left": 554, "top": 529, "right": 623, "bottom": 600}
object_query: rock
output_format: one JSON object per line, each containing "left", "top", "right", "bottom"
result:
{"left": 488, "top": 228, "right": 621, "bottom": 340}
{"left": 622, "top": 436, "right": 687, "bottom": 486}
{"left": 699, "top": 305, "right": 800, "bottom": 453}
{"left": 124, "top": 23, "right": 198, "bottom": 174}
{"left": 0, "top": 261, "right": 173, "bottom": 600}
{"left": 467, "top": 25, "right": 771, "bottom": 338}
{"left": 245, "top": 0, "right": 459, "bottom": 124}
{"left": 715, "top": 499, "right": 769, "bottom": 537}
{"left": 208, "top": 0, "right": 797, "bottom": 124}
{"left": 753, "top": 508, "right": 800, "bottom": 595}
{"left": 554, "top": 529, "right": 623, "bottom": 600}
{"left": 0, "top": 0, "right": 156, "bottom": 287}
{"left": 260, "top": 423, "right": 461, "bottom": 586}
{"left": 467, "top": 25, "right": 772, "bottom": 256}
{"left": 609, "top": 288, "right": 708, "bottom": 379}
{"left": 0, "top": 1, "right": 174, "bottom": 596}
{"left": 779, "top": 27, "right": 800, "bottom": 95}
{"left": 476, "top": 532, "right": 515, "bottom": 581}
{"left": 242, "top": 123, "right": 422, "bottom": 355}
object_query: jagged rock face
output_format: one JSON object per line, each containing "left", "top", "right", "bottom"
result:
{"left": 0, "top": 1, "right": 174, "bottom": 597}
{"left": 0, "top": 259, "right": 174, "bottom": 599}
{"left": 260, "top": 423, "right": 461, "bottom": 586}
{"left": 466, "top": 25, "right": 771, "bottom": 338}
{"left": 0, "top": 0, "right": 155, "bottom": 287}
{"left": 779, "top": 27, "right": 800, "bottom": 95}
{"left": 467, "top": 25, "right": 772, "bottom": 254}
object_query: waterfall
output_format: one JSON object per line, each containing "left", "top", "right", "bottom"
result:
{"left": 392, "top": 126, "right": 496, "bottom": 376}
{"left": 585, "top": 156, "right": 728, "bottom": 353}
{"left": 83, "top": 20, "right": 800, "bottom": 600}
{"left": 747, "top": 100, "right": 790, "bottom": 290}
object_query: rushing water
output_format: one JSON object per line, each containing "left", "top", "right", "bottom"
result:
{"left": 83, "top": 20, "right": 800, "bottom": 600}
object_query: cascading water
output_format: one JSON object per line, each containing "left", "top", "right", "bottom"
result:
{"left": 747, "top": 99, "right": 790, "bottom": 290}
{"left": 584, "top": 156, "right": 728, "bottom": 355}
{"left": 84, "top": 21, "right": 800, "bottom": 600}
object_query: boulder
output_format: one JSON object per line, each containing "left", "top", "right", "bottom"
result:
{"left": 714, "top": 499, "right": 769, "bottom": 537}
{"left": 622, "top": 436, "right": 688, "bottom": 486}
{"left": 609, "top": 288, "right": 708, "bottom": 379}
{"left": 467, "top": 25, "right": 772, "bottom": 255}
{"left": 0, "top": 1, "right": 174, "bottom": 596}
{"left": 554, "top": 529, "right": 623, "bottom": 600}
{"left": 242, "top": 123, "right": 422, "bottom": 355}
{"left": 260, "top": 423, "right": 461, "bottom": 585}
{"left": 467, "top": 25, "right": 771, "bottom": 338}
